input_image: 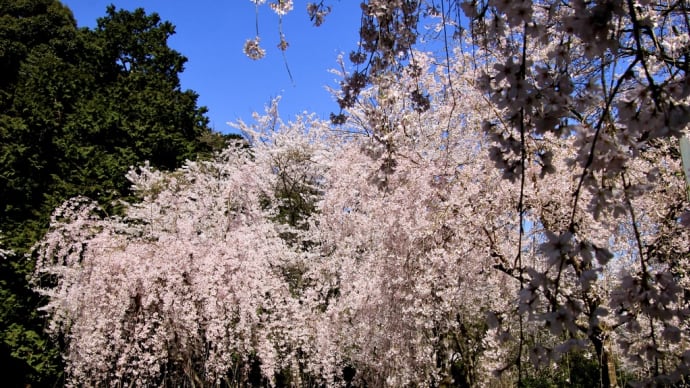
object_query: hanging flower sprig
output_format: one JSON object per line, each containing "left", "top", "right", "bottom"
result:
{"left": 243, "top": 36, "right": 266, "bottom": 60}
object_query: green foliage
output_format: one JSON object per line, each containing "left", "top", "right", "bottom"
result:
{"left": 1, "top": 1, "right": 215, "bottom": 248}
{"left": 0, "top": 0, "right": 79, "bottom": 249}
{"left": 0, "top": 1, "right": 222, "bottom": 385}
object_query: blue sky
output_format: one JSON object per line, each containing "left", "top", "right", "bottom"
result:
{"left": 62, "top": 1, "right": 362, "bottom": 134}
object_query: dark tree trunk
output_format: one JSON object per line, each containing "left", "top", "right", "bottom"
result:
{"left": 591, "top": 331, "right": 618, "bottom": 388}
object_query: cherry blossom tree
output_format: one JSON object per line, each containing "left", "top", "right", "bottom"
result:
{"left": 32, "top": 119, "right": 330, "bottom": 386}
{"left": 326, "top": 1, "right": 688, "bottom": 384}
{"left": 456, "top": 1, "right": 689, "bottom": 385}
{"left": 315, "top": 1, "right": 690, "bottom": 385}
{"left": 301, "top": 50, "right": 524, "bottom": 386}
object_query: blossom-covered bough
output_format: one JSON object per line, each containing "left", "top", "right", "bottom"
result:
{"left": 318, "top": 0, "right": 690, "bottom": 386}
{"left": 266, "top": 0, "right": 689, "bottom": 385}
{"left": 32, "top": 0, "right": 690, "bottom": 386}
{"left": 459, "top": 1, "right": 690, "bottom": 385}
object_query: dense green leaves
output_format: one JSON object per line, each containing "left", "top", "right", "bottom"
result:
{"left": 0, "top": 1, "right": 215, "bottom": 248}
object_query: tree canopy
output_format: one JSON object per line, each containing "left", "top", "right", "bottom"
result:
{"left": 0, "top": 1, "right": 216, "bottom": 249}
